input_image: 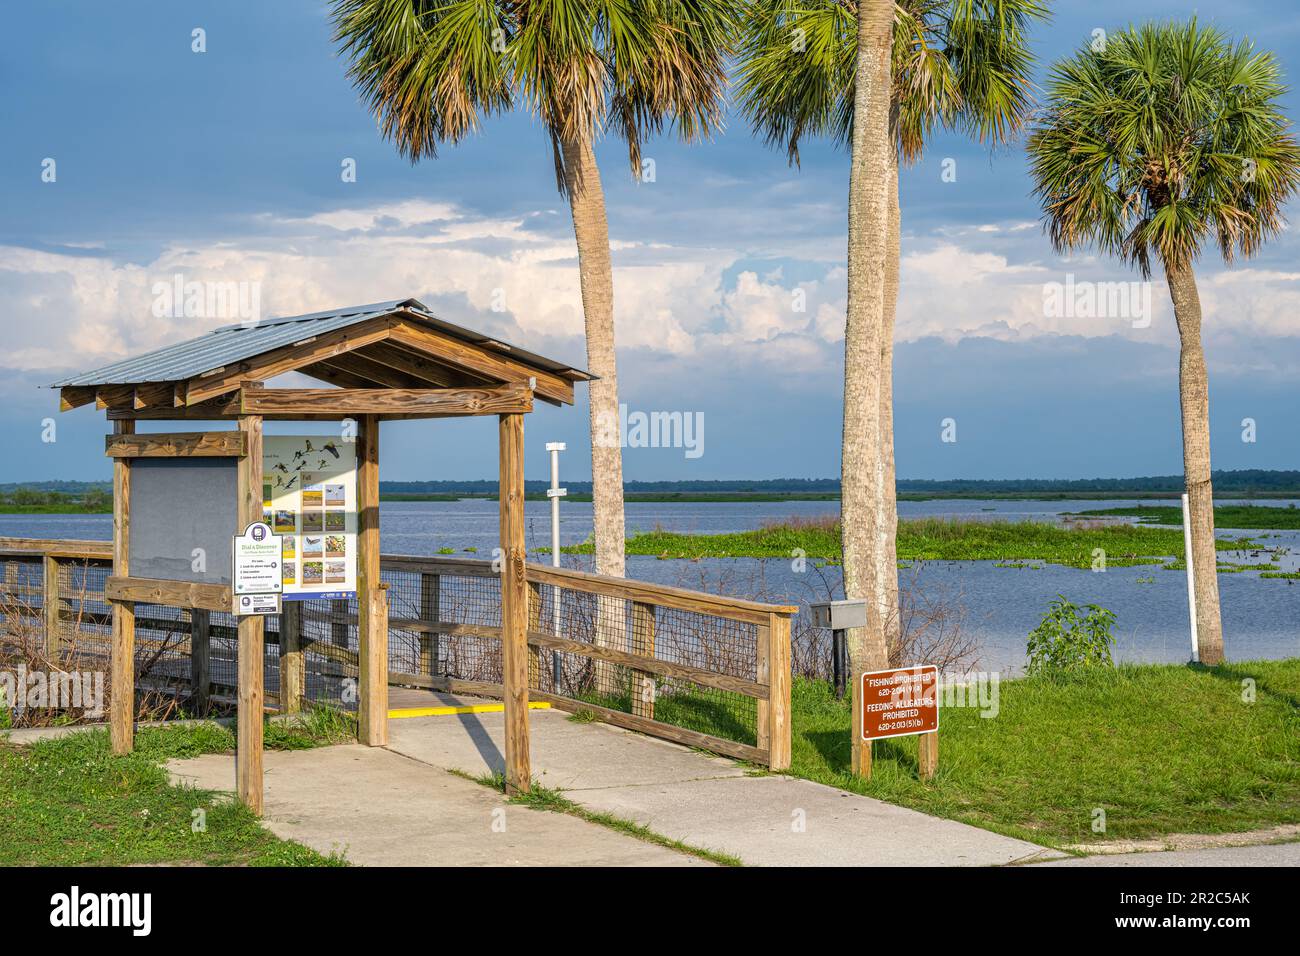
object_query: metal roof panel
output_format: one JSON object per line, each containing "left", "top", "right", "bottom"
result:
{"left": 50, "top": 298, "right": 592, "bottom": 388}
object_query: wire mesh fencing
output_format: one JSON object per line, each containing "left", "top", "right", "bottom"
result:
{"left": 3, "top": 544, "right": 794, "bottom": 766}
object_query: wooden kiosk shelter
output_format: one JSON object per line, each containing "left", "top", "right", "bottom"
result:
{"left": 52, "top": 298, "right": 592, "bottom": 811}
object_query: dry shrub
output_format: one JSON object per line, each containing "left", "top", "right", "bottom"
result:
{"left": 0, "top": 560, "right": 179, "bottom": 727}
{"left": 669, "top": 557, "right": 980, "bottom": 680}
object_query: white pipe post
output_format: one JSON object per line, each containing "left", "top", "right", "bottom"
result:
{"left": 545, "top": 442, "right": 566, "bottom": 687}
{"left": 1182, "top": 492, "right": 1200, "bottom": 663}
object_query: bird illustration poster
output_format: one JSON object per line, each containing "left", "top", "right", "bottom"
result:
{"left": 263, "top": 435, "right": 357, "bottom": 601}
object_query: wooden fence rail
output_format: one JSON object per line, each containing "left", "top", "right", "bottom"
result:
{"left": 0, "top": 537, "right": 794, "bottom": 769}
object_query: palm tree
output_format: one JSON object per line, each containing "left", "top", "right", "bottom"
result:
{"left": 332, "top": 0, "right": 734, "bottom": 598}
{"left": 1027, "top": 20, "right": 1300, "bottom": 665}
{"left": 734, "top": 1, "right": 1044, "bottom": 751}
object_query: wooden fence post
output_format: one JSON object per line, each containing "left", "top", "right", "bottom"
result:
{"left": 527, "top": 580, "right": 542, "bottom": 689}
{"left": 110, "top": 419, "right": 136, "bottom": 756}
{"left": 918, "top": 732, "right": 938, "bottom": 781}
{"left": 630, "top": 601, "right": 656, "bottom": 720}
{"left": 43, "top": 555, "right": 62, "bottom": 657}
{"left": 236, "top": 413, "right": 265, "bottom": 815}
{"left": 190, "top": 608, "right": 211, "bottom": 714}
{"left": 356, "top": 414, "right": 388, "bottom": 746}
{"left": 330, "top": 599, "right": 349, "bottom": 648}
{"left": 755, "top": 619, "right": 770, "bottom": 754}
{"left": 279, "top": 601, "right": 303, "bottom": 714}
{"left": 766, "top": 611, "right": 792, "bottom": 771}
{"left": 498, "top": 412, "right": 530, "bottom": 795}
{"left": 419, "top": 572, "right": 440, "bottom": 677}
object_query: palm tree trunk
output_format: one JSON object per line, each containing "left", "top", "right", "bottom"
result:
{"left": 1164, "top": 259, "right": 1225, "bottom": 665}
{"left": 843, "top": 0, "right": 894, "bottom": 774}
{"left": 874, "top": 146, "right": 901, "bottom": 661}
{"left": 561, "top": 131, "right": 627, "bottom": 693}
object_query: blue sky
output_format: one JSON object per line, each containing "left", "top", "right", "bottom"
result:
{"left": 3, "top": 0, "right": 1299, "bottom": 483}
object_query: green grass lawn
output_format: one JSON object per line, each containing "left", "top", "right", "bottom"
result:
{"left": 564, "top": 517, "right": 1257, "bottom": 569}
{"left": 0, "top": 712, "right": 353, "bottom": 866}
{"left": 1070, "top": 504, "right": 1300, "bottom": 530}
{"left": 785, "top": 660, "right": 1300, "bottom": 847}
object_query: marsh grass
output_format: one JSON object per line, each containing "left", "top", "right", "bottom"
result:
{"left": 565, "top": 516, "right": 1256, "bottom": 570}
{"left": 1071, "top": 504, "right": 1300, "bottom": 530}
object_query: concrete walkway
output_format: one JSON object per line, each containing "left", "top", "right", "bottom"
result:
{"left": 1032, "top": 842, "right": 1300, "bottom": 867}
{"left": 166, "top": 744, "right": 707, "bottom": 866}
{"left": 384, "top": 705, "right": 1055, "bottom": 867}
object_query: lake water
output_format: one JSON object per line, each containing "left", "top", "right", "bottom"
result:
{"left": 3, "top": 497, "right": 1297, "bottom": 675}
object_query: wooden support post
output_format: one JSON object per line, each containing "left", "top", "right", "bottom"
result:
{"left": 419, "top": 573, "right": 440, "bottom": 676}
{"left": 499, "top": 413, "right": 531, "bottom": 795}
{"left": 766, "top": 612, "right": 792, "bottom": 771}
{"left": 110, "top": 419, "right": 136, "bottom": 755}
{"left": 356, "top": 414, "right": 388, "bottom": 746}
{"left": 190, "top": 609, "right": 211, "bottom": 714}
{"left": 918, "top": 732, "right": 938, "bottom": 781}
{"left": 630, "top": 601, "right": 656, "bottom": 720}
{"left": 43, "top": 555, "right": 62, "bottom": 657}
{"left": 330, "top": 599, "right": 349, "bottom": 647}
{"left": 527, "top": 581, "right": 542, "bottom": 689}
{"left": 236, "top": 414, "right": 265, "bottom": 815}
{"left": 279, "top": 601, "right": 303, "bottom": 714}
{"left": 755, "top": 619, "right": 770, "bottom": 754}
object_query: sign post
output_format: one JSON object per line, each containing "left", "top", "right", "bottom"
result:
{"left": 232, "top": 521, "right": 282, "bottom": 616}
{"left": 1181, "top": 492, "right": 1200, "bottom": 663}
{"left": 546, "top": 441, "right": 566, "bottom": 688}
{"left": 809, "top": 600, "right": 867, "bottom": 700}
{"left": 860, "top": 664, "right": 940, "bottom": 780}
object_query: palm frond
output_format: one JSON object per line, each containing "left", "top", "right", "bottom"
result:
{"left": 1026, "top": 18, "right": 1300, "bottom": 273}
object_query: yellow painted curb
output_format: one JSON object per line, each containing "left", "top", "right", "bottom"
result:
{"left": 387, "top": 702, "right": 552, "bottom": 719}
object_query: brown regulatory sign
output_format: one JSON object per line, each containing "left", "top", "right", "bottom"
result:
{"left": 860, "top": 665, "right": 939, "bottom": 741}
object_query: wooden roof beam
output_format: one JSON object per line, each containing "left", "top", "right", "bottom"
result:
{"left": 237, "top": 383, "right": 534, "bottom": 418}
{"left": 313, "top": 352, "right": 427, "bottom": 389}
{"left": 388, "top": 319, "right": 573, "bottom": 405}
{"left": 183, "top": 320, "right": 394, "bottom": 404}
{"left": 59, "top": 386, "right": 97, "bottom": 412}
{"left": 353, "top": 340, "right": 479, "bottom": 388}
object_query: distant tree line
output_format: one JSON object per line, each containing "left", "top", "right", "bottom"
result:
{"left": 376, "top": 470, "right": 1300, "bottom": 497}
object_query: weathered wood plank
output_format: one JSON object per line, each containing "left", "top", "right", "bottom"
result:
{"left": 526, "top": 564, "right": 798, "bottom": 624}
{"left": 532, "top": 692, "right": 768, "bottom": 765}
{"left": 0, "top": 538, "right": 113, "bottom": 560}
{"left": 357, "top": 414, "right": 387, "bottom": 746}
{"left": 766, "top": 612, "right": 792, "bottom": 771}
{"left": 190, "top": 608, "right": 211, "bottom": 714}
{"left": 527, "top": 580, "right": 542, "bottom": 689}
{"left": 419, "top": 573, "right": 440, "bottom": 677}
{"left": 279, "top": 601, "right": 303, "bottom": 714}
{"left": 43, "top": 555, "right": 63, "bottom": 657}
{"left": 184, "top": 321, "right": 394, "bottom": 404}
{"left": 237, "top": 384, "right": 533, "bottom": 418}
{"left": 59, "top": 386, "right": 97, "bottom": 412}
{"left": 105, "top": 431, "right": 246, "bottom": 458}
{"left": 110, "top": 419, "right": 135, "bottom": 755}
{"left": 499, "top": 412, "right": 531, "bottom": 795}
{"left": 354, "top": 340, "right": 479, "bottom": 388}
{"left": 525, "top": 630, "right": 768, "bottom": 699}
{"left": 380, "top": 554, "right": 496, "bottom": 576}
{"left": 105, "top": 576, "right": 232, "bottom": 611}
{"left": 918, "top": 732, "right": 938, "bottom": 781}
{"left": 630, "top": 601, "right": 656, "bottom": 720}
{"left": 390, "top": 318, "right": 574, "bottom": 406}
{"left": 236, "top": 414, "right": 265, "bottom": 815}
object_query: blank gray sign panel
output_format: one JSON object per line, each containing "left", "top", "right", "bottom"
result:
{"left": 128, "top": 458, "right": 239, "bottom": 585}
